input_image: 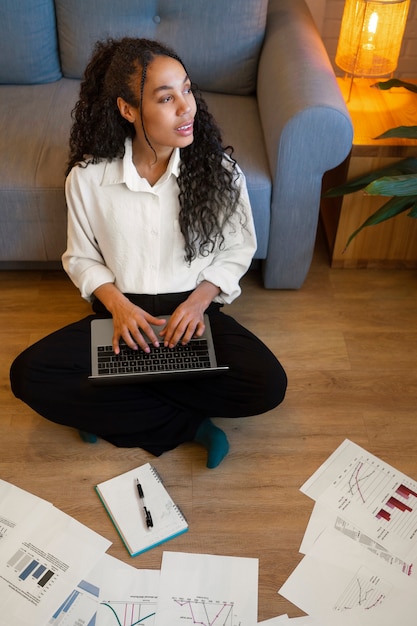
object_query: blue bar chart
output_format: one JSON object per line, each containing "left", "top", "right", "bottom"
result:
{"left": 49, "top": 579, "right": 100, "bottom": 626}
{"left": 6, "top": 547, "right": 57, "bottom": 603}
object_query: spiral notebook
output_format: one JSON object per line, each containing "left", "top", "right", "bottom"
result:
{"left": 95, "top": 462, "right": 188, "bottom": 557}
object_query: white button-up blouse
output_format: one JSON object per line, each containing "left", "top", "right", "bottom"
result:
{"left": 62, "top": 138, "right": 257, "bottom": 304}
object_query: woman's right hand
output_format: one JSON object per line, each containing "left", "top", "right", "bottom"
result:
{"left": 93, "top": 283, "right": 166, "bottom": 354}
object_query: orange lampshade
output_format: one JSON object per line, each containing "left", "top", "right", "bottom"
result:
{"left": 336, "top": 0, "right": 410, "bottom": 77}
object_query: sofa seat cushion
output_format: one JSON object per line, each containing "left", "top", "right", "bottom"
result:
{"left": 55, "top": 0, "right": 267, "bottom": 95}
{"left": 0, "top": 79, "right": 270, "bottom": 262}
{"left": 204, "top": 93, "right": 270, "bottom": 258}
{"left": 0, "top": 80, "right": 79, "bottom": 261}
{"left": 0, "top": 0, "right": 62, "bottom": 84}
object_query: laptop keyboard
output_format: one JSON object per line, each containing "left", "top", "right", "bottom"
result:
{"left": 96, "top": 339, "right": 212, "bottom": 376}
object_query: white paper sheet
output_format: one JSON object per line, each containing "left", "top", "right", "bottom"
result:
{"left": 96, "top": 559, "right": 159, "bottom": 626}
{"left": 0, "top": 478, "right": 53, "bottom": 546}
{"left": 0, "top": 502, "right": 111, "bottom": 626}
{"left": 258, "top": 615, "right": 289, "bottom": 625}
{"left": 300, "top": 439, "right": 417, "bottom": 559}
{"left": 154, "top": 551, "right": 258, "bottom": 626}
{"left": 47, "top": 553, "right": 118, "bottom": 626}
{"left": 279, "top": 528, "right": 417, "bottom": 626}
{"left": 300, "top": 501, "right": 417, "bottom": 579}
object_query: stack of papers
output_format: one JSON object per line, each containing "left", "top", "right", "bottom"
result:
{"left": 278, "top": 439, "right": 417, "bottom": 626}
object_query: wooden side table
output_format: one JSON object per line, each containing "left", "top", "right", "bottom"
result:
{"left": 321, "top": 77, "right": 417, "bottom": 268}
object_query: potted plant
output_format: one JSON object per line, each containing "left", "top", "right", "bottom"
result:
{"left": 323, "top": 79, "right": 417, "bottom": 250}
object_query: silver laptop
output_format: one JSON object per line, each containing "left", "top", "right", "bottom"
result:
{"left": 89, "top": 315, "right": 229, "bottom": 385}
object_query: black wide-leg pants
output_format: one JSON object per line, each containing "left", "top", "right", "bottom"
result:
{"left": 10, "top": 292, "right": 287, "bottom": 456}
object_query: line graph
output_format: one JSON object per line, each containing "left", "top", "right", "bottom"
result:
{"left": 332, "top": 456, "right": 395, "bottom": 510}
{"left": 334, "top": 566, "right": 392, "bottom": 613}
{"left": 347, "top": 461, "right": 376, "bottom": 502}
{"left": 98, "top": 600, "right": 156, "bottom": 626}
{"left": 173, "top": 597, "right": 236, "bottom": 626}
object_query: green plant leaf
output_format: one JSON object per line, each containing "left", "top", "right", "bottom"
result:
{"left": 372, "top": 79, "right": 417, "bottom": 93}
{"left": 323, "top": 157, "right": 417, "bottom": 197}
{"left": 365, "top": 174, "right": 417, "bottom": 196}
{"left": 376, "top": 125, "right": 417, "bottom": 140}
{"left": 344, "top": 195, "right": 417, "bottom": 250}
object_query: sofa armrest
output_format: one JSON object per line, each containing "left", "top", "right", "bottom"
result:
{"left": 257, "top": 0, "right": 353, "bottom": 288}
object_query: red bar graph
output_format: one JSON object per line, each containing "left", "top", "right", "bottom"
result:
{"left": 387, "top": 496, "right": 412, "bottom": 513}
{"left": 376, "top": 483, "right": 416, "bottom": 523}
{"left": 377, "top": 509, "right": 391, "bottom": 522}
{"left": 396, "top": 484, "right": 417, "bottom": 499}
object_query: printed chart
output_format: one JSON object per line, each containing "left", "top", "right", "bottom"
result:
{"left": 334, "top": 516, "right": 415, "bottom": 578}
{"left": 172, "top": 597, "right": 237, "bottom": 626}
{"left": 48, "top": 579, "right": 100, "bottom": 626}
{"left": 97, "top": 600, "right": 157, "bottom": 626}
{"left": 6, "top": 546, "right": 59, "bottom": 604}
{"left": 331, "top": 455, "right": 417, "bottom": 542}
{"left": 334, "top": 566, "right": 392, "bottom": 613}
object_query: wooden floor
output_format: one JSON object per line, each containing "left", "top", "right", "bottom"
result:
{"left": 2, "top": 227, "right": 417, "bottom": 622}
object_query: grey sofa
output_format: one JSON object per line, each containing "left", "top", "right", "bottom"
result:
{"left": 0, "top": 0, "right": 352, "bottom": 289}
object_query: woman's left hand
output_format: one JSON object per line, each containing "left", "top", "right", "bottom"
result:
{"left": 160, "top": 280, "right": 220, "bottom": 347}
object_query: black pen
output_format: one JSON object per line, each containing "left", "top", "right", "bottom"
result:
{"left": 136, "top": 479, "right": 153, "bottom": 528}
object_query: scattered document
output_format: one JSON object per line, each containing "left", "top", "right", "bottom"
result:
{"left": 47, "top": 553, "right": 115, "bottom": 626}
{"left": 280, "top": 527, "right": 417, "bottom": 626}
{"left": 154, "top": 551, "right": 259, "bottom": 626}
{"left": 0, "top": 493, "right": 111, "bottom": 626}
{"left": 300, "top": 501, "right": 417, "bottom": 578}
{"left": 0, "top": 478, "right": 53, "bottom": 546}
{"left": 300, "top": 439, "right": 417, "bottom": 560}
{"left": 96, "top": 557, "right": 159, "bottom": 626}
{"left": 278, "top": 439, "right": 417, "bottom": 626}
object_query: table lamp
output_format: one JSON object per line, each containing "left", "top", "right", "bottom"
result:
{"left": 335, "top": 0, "right": 410, "bottom": 78}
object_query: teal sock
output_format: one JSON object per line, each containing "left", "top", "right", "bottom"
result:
{"left": 194, "top": 419, "right": 229, "bottom": 469}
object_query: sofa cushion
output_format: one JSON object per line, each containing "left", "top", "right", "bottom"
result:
{"left": 204, "top": 93, "right": 270, "bottom": 258}
{"left": 0, "top": 80, "right": 79, "bottom": 260}
{"left": 0, "top": 0, "right": 62, "bottom": 84}
{"left": 0, "top": 79, "right": 270, "bottom": 261}
{"left": 55, "top": 0, "right": 267, "bottom": 95}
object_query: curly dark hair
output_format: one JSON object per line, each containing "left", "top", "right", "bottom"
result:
{"left": 67, "top": 37, "right": 246, "bottom": 264}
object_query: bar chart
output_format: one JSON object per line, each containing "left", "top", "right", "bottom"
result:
{"left": 6, "top": 546, "right": 58, "bottom": 603}
{"left": 377, "top": 484, "right": 417, "bottom": 530}
{"left": 49, "top": 579, "right": 100, "bottom": 625}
